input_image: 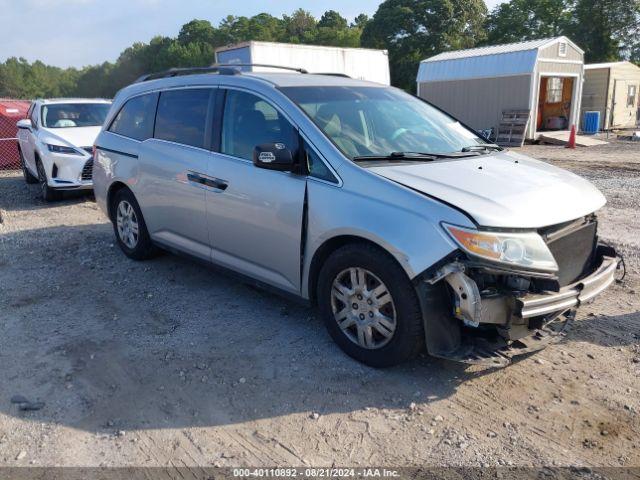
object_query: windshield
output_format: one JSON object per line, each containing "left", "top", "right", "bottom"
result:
{"left": 41, "top": 103, "right": 110, "bottom": 129}
{"left": 281, "top": 86, "right": 487, "bottom": 159}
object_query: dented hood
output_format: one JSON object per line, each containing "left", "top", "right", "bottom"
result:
{"left": 368, "top": 150, "right": 606, "bottom": 229}
{"left": 41, "top": 126, "right": 101, "bottom": 149}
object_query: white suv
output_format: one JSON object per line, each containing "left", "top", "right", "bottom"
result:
{"left": 17, "top": 98, "right": 111, "bottom": 200}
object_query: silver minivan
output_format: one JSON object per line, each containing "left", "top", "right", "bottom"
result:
{"left": 93, "top": 66, "right": 620, "bottom": 367}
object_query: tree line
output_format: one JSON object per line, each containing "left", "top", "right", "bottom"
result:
{"left": 1, "top": 0, "right": 638, "bottom": 98}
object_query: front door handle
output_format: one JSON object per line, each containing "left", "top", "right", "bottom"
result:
{"left": 187, "top": 172, "right": 228, "bottom": 191}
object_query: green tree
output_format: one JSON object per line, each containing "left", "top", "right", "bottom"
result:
{"left": 485, "top": 0, "right": 570, "bottom": 44}
{"left": 0, "top": 57, "right": 79, "bottom": 98}
{"left": 282, "top": 9, "right": 318, "bottom": 43}
{"left": 315, "top": 11, "right": 363, "bottom": 47}
{"left": 177, "top": 19, "right": 216, "bottom": 46}
{"left": 351, "top": 14, "right": 370, "bottom": 29}
{"left": 484, "top": 0, "right": 640, "bottom": 63}
{"left": 568, "top": 0, "right": 640, "bottom": 62}
{"left": 318, "top": 10, "right": 348, "bottom": 30}
{"left": 362, "top": 0, "right": 487, "bottom": 91}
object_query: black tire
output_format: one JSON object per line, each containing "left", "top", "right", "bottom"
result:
{"left": 317, "top": 243, "right": 425, "bottom": 368}
{"left": 19, "top": 147, "right": 38, "bottom": 184}
{"left": 36, "top": 159, "right": 60, "bottom": 201}
{"left": 111, "top": 188, "right": 158, "bottom": 261}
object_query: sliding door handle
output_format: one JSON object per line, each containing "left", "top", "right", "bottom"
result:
{"left": 187, "top": 172, "right": 228, "bottom": 191}
{"left": 209, "top": 179, "right": 228, "bottom": 191}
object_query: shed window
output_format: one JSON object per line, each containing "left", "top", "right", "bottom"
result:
{"left": 628, "top": 85, "right": 637, "bottom": 107}
{"left": 558, "top": 42, "right": 567, "bottom": 57}
{"left": 546, "top": 77, "right": 564, "bottom": 103}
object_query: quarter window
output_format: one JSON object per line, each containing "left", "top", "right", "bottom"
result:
{"left": 305, "top": 143, "right": 337, "bottom": 183}
{"left": 109, "top": 93, "right": 158, "bottom": 141}
{"left": 627, "top": 85, "right": 637, "bottom": 108}
{"left": 154, "top": 89, "right": 211, "bottom": 148}
{"left": 221, "top": 90, "right": 298, "bottom": 161}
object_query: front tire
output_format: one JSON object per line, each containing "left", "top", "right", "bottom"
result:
{"left": 111, "top": 188, "right": 158, "bottom": 261}
{"left": 19, "top": 148, "right": 38, "bottom": 184}
{"left": 36, "top": 159, "right": 60, "bottom": 201}
{"left": 317, "top": 243, "right": 425, "bottom": 367}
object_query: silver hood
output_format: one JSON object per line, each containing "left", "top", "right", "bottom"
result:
{"left": 369, "top": 150, "right": 606, "bottom": 229}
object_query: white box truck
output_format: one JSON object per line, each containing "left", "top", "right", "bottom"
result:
{"left": 215, "top": 41, "right": 391, "bottom": 85}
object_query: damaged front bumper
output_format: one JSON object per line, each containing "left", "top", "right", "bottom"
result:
{"left": 418, "top": 245, "right": 621, "bottom": 367}
{"left": 518, "top": 254, "right": 617, "bottom": 318}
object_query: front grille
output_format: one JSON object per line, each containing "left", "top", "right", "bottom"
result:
{"left": 81, "top": 159, "right": 93, "bottom": 181}
{"left": 542, "top": 217, "right": 597, "bottom": 286}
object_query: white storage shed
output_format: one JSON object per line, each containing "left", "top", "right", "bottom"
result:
{"left": 215, "top": 41, "right": 391, "bottom": 85}
{"left": 417, "top": 37, "right": 585, "bottom": 141}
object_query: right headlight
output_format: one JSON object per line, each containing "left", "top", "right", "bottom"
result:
{"left": 47, "top": 144, "right": 82, "bottom": 155}
{"left": 443, "top": 223, "right": 558, "bottom": 272}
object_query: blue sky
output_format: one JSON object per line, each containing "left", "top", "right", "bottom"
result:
{"left": 1, "top": 0, "right": 504, "bottom": 68}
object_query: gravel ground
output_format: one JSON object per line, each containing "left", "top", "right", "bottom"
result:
{"left": 0, "top": 139, "right": 638, "bottom": 470}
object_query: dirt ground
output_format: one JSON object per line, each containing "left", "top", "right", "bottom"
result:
{"left": 0, "top": 139, "right": 638, "bottom": 471}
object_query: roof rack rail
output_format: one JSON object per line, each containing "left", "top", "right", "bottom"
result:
{"left": 135, "top": 66, "right": 240, "bottom": 83}
{"left": 135, "top": 63, "right": 309, "bottom": 83}
{"left": 217, "top": 63, "right": 309, "bottom": 74}
{"left": 314, "top": 73, "right": 351, "bottom": 78}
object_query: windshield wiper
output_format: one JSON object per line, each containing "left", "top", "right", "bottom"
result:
{"left": 461, "top": 144, "right": 502, "bottom": 153}
{"left": 353, "top": 151, "right": 451, "bottom": 162}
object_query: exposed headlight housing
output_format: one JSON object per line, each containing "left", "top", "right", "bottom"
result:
{"left": 443, "top": 223, "right": 558, "bottom": 272}
{"left": 47, "top": 144, "right": 81, "bottom": 155}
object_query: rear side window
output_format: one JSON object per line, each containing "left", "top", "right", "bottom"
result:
{"left": 221, "top": 90, "right": 298, "bottom": 161}
{"left": 109, "top": 92, "right": 158, "bottom": 141}
{"left": 154, "top": 89, "right": 211, "bottom": 149}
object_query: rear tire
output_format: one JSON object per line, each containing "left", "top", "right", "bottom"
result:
{"left": 111, "top": 188, "right": 158, "bottom": 261}
{"left": 36, "top": 159, "right": 60, "bottom": 201}
{"left": 317, "top": 243, "right": 425, "bottom": 367}
{"left": 19, "top": 148, "right": 38, "bottom": 184}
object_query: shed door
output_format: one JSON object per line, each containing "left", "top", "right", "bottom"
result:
{"left": 611, "top": 80, "right": 639, "bottom": 128}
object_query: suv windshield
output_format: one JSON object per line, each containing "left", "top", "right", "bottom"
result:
{"left": 41, "top": 103, "right": 110, "bottom": 129}
{"left": 281, "top": 86, "right": 487, "bottom": 159}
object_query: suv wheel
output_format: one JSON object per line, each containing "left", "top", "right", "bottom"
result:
{"left": 112, "top": 188, "right": 158, "bottom": 260}
{"left": 36, "top": 159, "right": 60, "bottom": 201}
{"left": 19, "top": 148, "right": 38, "bottom": 184}
{"left": 317, "top": 243, "right": 425, "bottom": 367}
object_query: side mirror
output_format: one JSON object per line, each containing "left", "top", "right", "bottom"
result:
{"left": 16, "top": 119, "right": 32, "bottom": 130}
{"left": 253, "top": 143, "right": 295, "bottom": 172}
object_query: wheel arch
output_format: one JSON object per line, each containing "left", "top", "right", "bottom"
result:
{"left": 306, "top": 235, "right": 409, "bottom": 305}
{"left": 106, "top": 181, "right": 131, "bottom": 222}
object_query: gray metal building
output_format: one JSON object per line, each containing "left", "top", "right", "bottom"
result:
{"left": 417, "top": 37, "right": 585, "bottom": 140}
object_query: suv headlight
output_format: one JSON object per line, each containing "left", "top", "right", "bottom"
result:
{"left": 443, "top": 223, "right": 558, "bottom": 272}
{"left": 47, "top": 144, "right": 81, "bottom": 155}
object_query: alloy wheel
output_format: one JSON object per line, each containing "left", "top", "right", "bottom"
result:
{"left": 330, "top": 267, "right": 397, "bottom": 349}
{"left": 116, "top": 200, "right": 139, "bottom": 249}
